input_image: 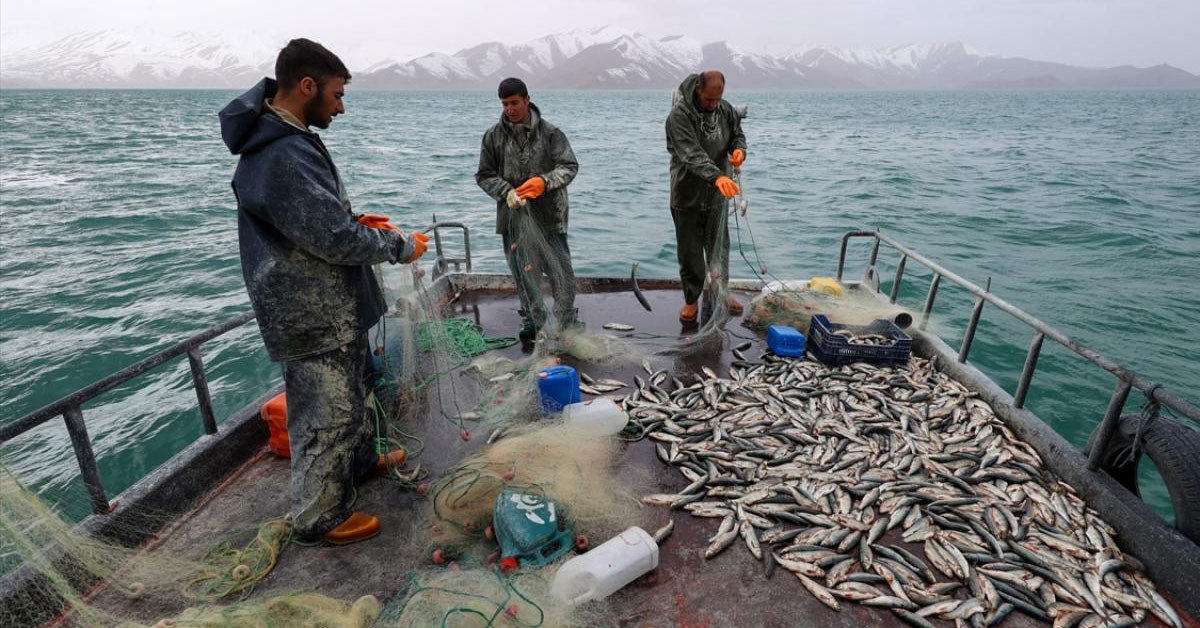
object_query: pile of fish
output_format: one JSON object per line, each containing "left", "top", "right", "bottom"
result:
{"left": 833, "top": 329, "right": 898, "bottom": 347}
{"left": 626, "top": 354, "right": 1180, "bottom": 627}
{"left": 580, "top": 371, "right": 629, "bottom": 396}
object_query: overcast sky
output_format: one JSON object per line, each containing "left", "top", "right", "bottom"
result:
{"left": 2, "top": 0, "right": 1198, "bottom": 73}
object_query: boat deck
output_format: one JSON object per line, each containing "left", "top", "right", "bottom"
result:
{"left": 90, "top": 285, "right": 1057, "bottom": 627}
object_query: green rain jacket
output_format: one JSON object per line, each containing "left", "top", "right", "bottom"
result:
{"left": 476, "top": 103, "right": 579, "bottom": 235}
{"left": 666, "top": 74, "right": 747, "bottom": 211}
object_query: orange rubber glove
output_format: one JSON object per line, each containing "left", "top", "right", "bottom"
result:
{"left": 730, "top": 149, "right": 745, "bottom": 168}
{"left": 514, "top": 176, "right": 546, "bottom": 200}
{"left": 358, "top": 214, "right": 400, "bottom": 231}
{"left": 714, "top": 175, "right": 740, "bottom": 198}
{"left": 407, "top": 232, "right": 430, "bottom": 263}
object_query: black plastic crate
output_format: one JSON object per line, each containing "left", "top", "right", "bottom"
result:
{"left": 806, "top": 314, "right": 912, "bottom": 367}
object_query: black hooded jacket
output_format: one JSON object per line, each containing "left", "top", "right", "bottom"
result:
{"left": 219, "top": 78, "right": 414, "bottom": 362}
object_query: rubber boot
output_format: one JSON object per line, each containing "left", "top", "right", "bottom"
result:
{"left": 679, "top": 302, "right": 698, "bottom": 323}
{"left": 324, "top": 512, "right": 381, "bottom": 545}
{"left": 560, "top": 308, "right": 585, "bottom": 331}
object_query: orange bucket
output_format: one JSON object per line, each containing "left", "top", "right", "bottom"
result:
{"left": 260, "top": 392, "right": 290, "bottom": 458}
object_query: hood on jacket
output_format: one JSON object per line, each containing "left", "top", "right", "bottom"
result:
{"left": 671, "top": 73, "right": 703, "bottom": 118}
{"left": 220, "top": 78, "right": 307, "bottom": 155}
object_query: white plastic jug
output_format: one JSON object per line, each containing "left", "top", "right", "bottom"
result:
{"left": 561, "top": 398, "right": 628, "bottom": 435}
{"left": 549, "top": 527, "right": 658, "bottom": 605}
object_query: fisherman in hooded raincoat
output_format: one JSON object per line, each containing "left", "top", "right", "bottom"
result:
{"left": 666, "top": 70, "right": 747, "bottom": 323}
{"left": 219, "top": 39, "right": 425, "bottom": 545}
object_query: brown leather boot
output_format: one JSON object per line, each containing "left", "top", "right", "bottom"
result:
{"left": 679, "top": 302, "right": 698, "bottom": 322}
{"left": 324, "top": 512, "right": 381, "bottom": 545}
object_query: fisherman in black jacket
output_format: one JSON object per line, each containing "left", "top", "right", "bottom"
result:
{"left": 219, "top": 39, "right": 427, "bottom": 545}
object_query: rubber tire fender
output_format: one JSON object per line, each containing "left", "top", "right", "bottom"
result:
{"left": 1086, "top": 414, "right": 1200, "bottom": 544}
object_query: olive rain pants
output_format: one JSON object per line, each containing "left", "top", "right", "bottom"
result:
{"left": 281, "top": 333, "right": 379, "bottom": 539}
{"left": 502, "top": 218, "right": 577, "bottom": 326}
{"left": 672, "top": 205, "right": 730, "bottom": 305}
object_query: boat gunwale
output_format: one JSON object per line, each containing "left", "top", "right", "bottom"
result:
{"left": 4, "top": 268, "right": 1199, "bottom": 621}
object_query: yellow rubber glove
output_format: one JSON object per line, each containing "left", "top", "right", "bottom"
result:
{"left": 515, "top": 176, "right": 546, "bottom": 200}
{"left": 714, "top": 176, "right": 740, "bottom": 198}
{"left": 730, "top": 149, "right": 745, "bottom": 168}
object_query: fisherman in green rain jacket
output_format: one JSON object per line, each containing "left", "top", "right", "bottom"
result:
{"left": 476, "top": 77, "right": 581, "bottom": 340}
{"left": 666, "top": 71, "right": 747, "bottom": 324}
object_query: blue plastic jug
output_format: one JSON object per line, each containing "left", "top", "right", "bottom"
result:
{"left": 767, "top": 324, "right": 806, "bottom": 357}
{"left": 538, "top": 365, "right": 581, "bottom": 414}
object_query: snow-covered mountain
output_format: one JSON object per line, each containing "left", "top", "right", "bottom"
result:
{"left": 4, "top": 28, "right": 1197, "bottom": 90}
{"left": 0, "top": 30, "right": 280, "bottom": 88}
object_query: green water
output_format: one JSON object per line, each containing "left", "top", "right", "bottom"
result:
{"left": 1, "top": 88, "right": 1197, "bottom": 523}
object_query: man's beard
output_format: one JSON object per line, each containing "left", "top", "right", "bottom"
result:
{"left": 304, "top": 92, "right": 331, "bottom": 129}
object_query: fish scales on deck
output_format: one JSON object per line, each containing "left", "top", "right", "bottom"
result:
{"left": 627, "top": 353, "right": 1182, "bottom": 628}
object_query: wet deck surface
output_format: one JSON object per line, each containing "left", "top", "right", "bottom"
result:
{"left": 97, "top": 286, "right": 1045, "bottom": 627}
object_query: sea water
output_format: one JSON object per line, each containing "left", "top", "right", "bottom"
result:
{"left": 1, "top": 88, "right": 1197, "bottom": 521}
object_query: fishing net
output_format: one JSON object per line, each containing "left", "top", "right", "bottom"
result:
{"left": 377, "top": 566, "right": 603, "bottom": 628}
{"left": 743, "top": 281, "right": 915, "bottom": 333}
{"left": 371, "top": 212, "right": 653, "bottom": 439}
{"left": 412, "top": 421, "right": 653, "bottom": 561}
{"left": 0, "top": 463, "right": 356, "bottom": 627}
{"left": 157, "top": 593, "right": 381, "bottom": 627}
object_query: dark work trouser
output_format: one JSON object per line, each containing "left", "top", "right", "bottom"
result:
{"left": 502, "top": 220, "right": 577, "bottom": 326}
{"left": 671, "top": 206, "right": 730, "bottom": 305}
{"left": 281, "top": 333, "right": 378, "bottom": 539}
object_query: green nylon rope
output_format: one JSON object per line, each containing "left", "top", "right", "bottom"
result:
{"left": 407, "top": 318, "right": 518, "bottom": 394}
{"left": 419, "top": 318, "right": 519, "bottom": 358}
{"left": 384, "top": 567, "right": 547, "bottom": 628}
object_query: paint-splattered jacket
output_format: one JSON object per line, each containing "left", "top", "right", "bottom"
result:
{"left": 476, "top": 104, "right": 579, "bottom": 235}
{"left": 219, "top": 78, "right": 415, "bottom": 362}
{"left": 666, "top": 73, "right": 747, "bottom": 212}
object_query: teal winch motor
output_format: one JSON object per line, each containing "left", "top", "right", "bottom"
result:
{"left": 492, "top": 489, "right": 574, "bottom": 569}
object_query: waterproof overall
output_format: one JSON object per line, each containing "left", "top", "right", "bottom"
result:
{"left": 476, "top": 104, "right": 580, "bottom": 326}
{"left": 665, "top": 74, "right": 747, "bottom": 305}
{"left": 220, "top": 78, "right": 414, "bottom": 538}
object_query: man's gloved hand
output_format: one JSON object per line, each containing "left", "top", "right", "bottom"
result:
{"left": 506, "top": 189, "right": 526, "bottom": 209}
{"left": 714, "top": 175, "right": 741, "bottom": 198}
{"left": 407, "top": 232, "right": 430, "bottom": 264}
{"left": 730, "top": 149, "right": 745, "bottom": 168}
{"left": 358, "top": 214, "right": 400, "bottom": 231}
{"left": 515, "top": 176, "right": 546, "bottom": 200}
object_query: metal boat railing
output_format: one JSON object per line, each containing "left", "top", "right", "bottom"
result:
{"left": 5, "top": 225, "right": 1195, "bottom": 520}
{"left": 0, "top": 221, "right": 472, "bottom": 515}
{"left": 836, "top": 230, "right": 1200, "bottom": 472}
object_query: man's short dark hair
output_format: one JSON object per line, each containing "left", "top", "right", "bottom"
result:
{"left": 498, "top": 77, "right": 529, "bottom": 99}
{"left": 275, "top": 38, "right": 352, "bottom": 91}
{"left": 696, "top": 71, "right": 725, "bottom": 90}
